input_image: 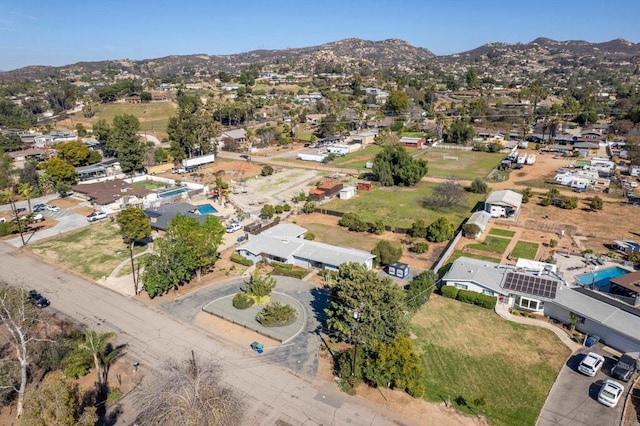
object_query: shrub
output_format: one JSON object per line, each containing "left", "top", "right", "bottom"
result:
{"left": 304, "top": 232, "right": 315, "bottom": 241}
{"left": 261, "top": 165, "right": 274, "bottom": 176}
{"left": 0, "top": 222, "right": 16, "bottom": 237}
{"left": 107, "top": 387, "right": 124, "bottom": 404}
{"left": 371, "top": 240, "right": 402, "bottom": 267}
{"left": 455, "top": 289, "right": 497, "bottom": 309}
{"left": 230, "top": 253, "right": 253, "bottom": 266}
{"left": 302, "top": 201, "right": 315, "bottom": 214}
{"left": 441, "top": 285, "right": 459, "bottom": 299}
{"left": 469, "top": 178, "right": 488, "bottom": 194}
{"left": 232, "top": 292, "right": 255, "bottom": 309}
{"left": 405, "top": 271, "right": 436, "bottom": 313}
{"left": 282, "top": 203, "right": 292, "bottom": 212}
{"left": 560, "top": 196, "right": 578, "bottom": 210}
{"left": 256, "top": 302, "right": 297, "bottom": 327}
{"left": 274, "top": 205, "right": 284, "bottom": 214}
{"left": 368, "top": 219, "right": 385, "bottom": 235}
{"left": 462, "top": 223, "right": 481, "bottom": 238}
{"left": 338, "top": 212, "right": 368, "bottom": 232}
{"left": 426, "top": 217, "right": 455, "bottom": 242}
{"left": 62, "top": 348, "right": 93, "bottom": 379}
{"left": 549, "top": 239, "right": 558, "bottom": 248}
{"left": 246, "top": 273, "right": 277, "bottom": 299}
{"left": 590, "top": 196, "right": 603, "bottom": 211}
{"left": 270, "top": 262, "right": 308, "bottom": 279}
{"left": 409, "top": 242, "right": 429, "bottom": 254}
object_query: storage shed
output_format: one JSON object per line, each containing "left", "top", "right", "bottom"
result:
{"left": 339, "top": 186, "right": 356, "bottom": 200}
{"left": 387, "top": 262, "right": 410, "bottom": 279}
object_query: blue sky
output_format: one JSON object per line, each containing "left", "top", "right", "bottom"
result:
{"left": 1, "top": 0, "right": 638, "bottom": 71}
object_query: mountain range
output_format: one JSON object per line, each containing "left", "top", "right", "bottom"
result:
{"left": 1, "top": 37, "right": 639, "bottom": 81}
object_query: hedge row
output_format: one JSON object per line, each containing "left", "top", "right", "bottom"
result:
{"left": 230, "top": 253, "right": 253, "bottom": 266}
{"left": 440, "top": 286, "right": 497, "bottom": 310}
{"left": 270, "top": 262, "right": 308, "bottom": 279}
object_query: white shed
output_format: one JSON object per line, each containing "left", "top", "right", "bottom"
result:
{"left": 339, "top": 186, "right": 356, "bottom": 200}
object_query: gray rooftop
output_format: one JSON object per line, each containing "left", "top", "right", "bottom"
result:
{"left": 551, "top": 286, "right": 640, "bottom": 342}
{"left": 468, "top": 211, "right": 491, "bottom": 230}
{"left": 443, "top": 257, "right": 507, "bottom": 295}
{"left": 144, "top": 203, "right": 206, "bottom": 231}
{"left": 486, "top": 189, "right": 523, "bottom": 208}
{"left": 239, "top": 225, "right": 375, "bottom": 267}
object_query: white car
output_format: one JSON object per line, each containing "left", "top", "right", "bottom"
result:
{"left": 87, "top": 211, "right": 108, "bottom": 222}
{"left": 45, "top": 205, "right": 60, "bottom": 212}
{"left": 226, "top": 223, "right": 242, "bottom": 233}
{"left": 578, "top": 352, "right": 605, "bottom": 377}
{"left": 598, "top": 380, "right": 624, "bottom": 407}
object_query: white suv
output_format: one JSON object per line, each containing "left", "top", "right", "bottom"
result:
{"left": 87, "top": 211, "right": 108, "bottom": 222}
{"left": 578, "top": 352, "right": 605, "bottom": 377}
{"left": 226, "top": 223, "right": 242, "bottom": 233}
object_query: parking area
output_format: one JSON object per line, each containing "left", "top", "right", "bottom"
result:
{"left": 537, "top": 347, "right": 628, "bottom": 426}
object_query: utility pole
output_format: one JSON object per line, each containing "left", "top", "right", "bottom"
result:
{"left": 351, "top": 309, "right": 360, "bottom": 387}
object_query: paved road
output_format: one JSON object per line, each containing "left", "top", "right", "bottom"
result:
{"left": 0, "top": 242, "right": 416, "bottom": 425}
{"left": 537, "top": 348, "right": 626, "bottom": 426}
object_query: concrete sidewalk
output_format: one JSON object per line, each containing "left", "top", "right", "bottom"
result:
{"left": 495, "top": 302, "right": 582, "bottom": 352}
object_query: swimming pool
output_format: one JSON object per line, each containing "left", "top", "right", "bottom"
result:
{"left": 197, "top": 204, "right": 218, "bottom": 215}
{"left": 158, "top": 188, "right": 188, "bottom": 199}
{"left": 575, "top": 266, "right": 630, "bottom": 289}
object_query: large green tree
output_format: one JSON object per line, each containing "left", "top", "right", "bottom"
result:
{"left": 325, "top": 263, "right": 409, "bottom": 345}
{"left": 42, "top": 157, "right": 77, "bottom": 187}
{"left": 447, "top": 119, "right": 475, "bottom": 144}
{"left": 55, "top": 140, "right": 99, "bottom": 167}
{"left": 142, "top": 215, "right": 225, "bottom": 297}
{"left": 386, "top": 90, "right": 409, "bottom": 114}
{"left": 372, "top": 145, "right": 428, "bottom": 187}
{"left": 21, "top": 371, "right": 98, "bottom": 426}
{"left": 0, "top": 150, "right": 16, "bottom": 190}
{"left": 108, "top": 114, "right": 146, "bottom": 173}
{"left": 167, "top": 104, "right": 220, "bottom": 163}
{"left": 405, "top": 271, "right": 436, "bottom": 313}
{"left": 116, "top": 207, "right": 152, "bottom": 295}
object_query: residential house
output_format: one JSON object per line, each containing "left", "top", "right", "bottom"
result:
{"left": 484, "top": 190, "right": 522, "bottom": 218}
{"left": 143, "top": 202, "right": 208, "bottom": 232}
{"left": 349, "top": 131, "right": 377, "bottom": 145}
{"left": 443, "top": 256, "right": 640, "bottom": 354}
{"left": 236, "top": 223, "right": 375, "bottom": 270}
{"left": 72, "top": 178, "right": 156, "bottom": 210}
{"left": 76, "top": 159, "right": 121, "bottom": 182}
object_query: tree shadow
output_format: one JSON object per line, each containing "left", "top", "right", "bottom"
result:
{"left": 97, "top": 402, "right": 123, "bottom": 426}
{"left": 310, "top": 287, "right": 330, "bottom": 332}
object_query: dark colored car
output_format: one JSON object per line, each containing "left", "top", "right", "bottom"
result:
{"left": 611, "top": 354, "right": 637, "bottom": 382}
{"left": 240, "top": 154, "right": 250, "bottom": 160}
{"left": 28, "top": 290, "right": 50, "bottom": 308}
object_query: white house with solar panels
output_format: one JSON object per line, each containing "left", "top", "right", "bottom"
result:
{"left": 236, "top": 223, "right": 375, "bottom": 271}
{"left": 442, "top": 256, "right": 640, "bottom": 354}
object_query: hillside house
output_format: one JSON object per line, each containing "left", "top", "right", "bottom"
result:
{"left": 399, "top": 136, "right": 425, "bottom": 149}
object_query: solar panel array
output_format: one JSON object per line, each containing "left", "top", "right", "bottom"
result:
{"left": 503, "top": 272, "right": 558, "bottom": 299}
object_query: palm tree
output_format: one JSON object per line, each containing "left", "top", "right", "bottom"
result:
{"left": 79, "top": 331, "right": 125, "bottom": 396}
{"left": 17, "top": 183, "right": 37, "bottom": 213}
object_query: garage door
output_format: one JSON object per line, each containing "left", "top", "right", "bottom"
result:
{"left": 604, "top": 333, "right": 640, "bottom": 354}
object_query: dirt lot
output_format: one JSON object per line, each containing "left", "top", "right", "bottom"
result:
{"left": 485, "top": 149, "right": 637, "bottom": 255}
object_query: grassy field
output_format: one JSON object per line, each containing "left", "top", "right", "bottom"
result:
{"left": 510, "top": 241, "right": 540, "bottom": 260}
{"left": 488, "top": 228, "right": 516, "bottom": 237}
{"left": 322, "top": 181, "right": 485, "bottom": 229}
{"left": 413, "top": 296, "right": 570, "bottom": 426}
{"left": 291, "top": 222, "right": 379, "bottom": 252}
{"left": 131, "top": 180, "right": 168, "bottom": 190}
{"left": 331, "top": 145, "right": 382, "bottom": 169}
{"left": 62, "top": 101, "right": 177, "bottom": 139}
{"left": 417, "top": 149, "right": 503, "bottom": 180}
{"left": 466, "top": 236, "right": 511, "bottom": 254}
{"left": 26, "top": 222, "right": 149, "bottom": 280}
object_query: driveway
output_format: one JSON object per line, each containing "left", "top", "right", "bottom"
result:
{"left": 537, "top": 347, "right": 627, "bottom": 426}
{"left": 158, "top": 276, "right": 325, "bottom": 378}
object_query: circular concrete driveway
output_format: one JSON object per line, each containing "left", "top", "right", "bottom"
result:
{"left": 158, "top": 275, "right": 326, "bottom": 378}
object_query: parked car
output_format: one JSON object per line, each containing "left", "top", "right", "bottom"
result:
{"left": 87, "top": 211, "right": 108, "bottom": 222}
{"left": 578, "top": 352, "right": 605, "bottom": 376}
{"left": 32, "top": 213, "right": 44, "bottom": 222}
{"left": 45, "top": 204, "right": 60, "bottom": 212}
{"left": 33, "top": 204, "right": 46, "bottom": 212}
{"left": 611, "top": 354, "right": 637, "bottom": 382}
{"left": 226, "top": 223, "right": 242, "bottom": 233}
{"left": 28, "top": 290, "right": 50, "bottom": 308}
{"left": 598, "top": 380, "right": 624, "bottom": 407}
{"left": 240, "top": 154, "right": 250, "bottom": 160}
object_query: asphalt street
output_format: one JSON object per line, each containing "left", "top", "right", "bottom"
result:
{"left": 0, "top": 242, "right": 416, "bottom": 425}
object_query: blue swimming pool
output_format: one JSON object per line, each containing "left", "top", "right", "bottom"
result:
{"left": 197, "top": 204, "right": 218, "bottom": 215}
{"left": 158, "top": 188, "right": 188, "bottom": 199}
{"left": 575, "top": 266, "right": 630, "bottom": 289}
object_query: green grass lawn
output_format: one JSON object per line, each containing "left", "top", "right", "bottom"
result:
{"left": 402, "top": 132, "right": 427, "bottom": 138}
{"left": 417, "top": 149, "right": 503, "bottom": 180}
{"left": 26, "top": 221, "right": 149, "bottom": 280}
{"left": 321, "top": 181, "right": 485, "bottom": 229}
{"left": 131, "top": 180, "right": 168, "bottom": 190}
{"left": 331, "top": 145, "right": 382, "bottom": 169}
{"left": 510, "top": 241, "right": 540, "bottom": 260}
{"left": 413, "top": 296, "right": 570, "bottom": 426}
{"left": 488, "top": 228, "right": 516, "bottom": 237}
{"left": 466, "top": 236, "right": 511, "bottom": 254}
